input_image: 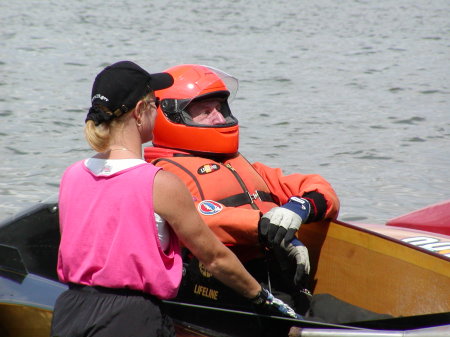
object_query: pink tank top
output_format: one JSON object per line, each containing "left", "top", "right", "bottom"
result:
{"left": 57, "top": 160, "right": 182, "bottom": 299}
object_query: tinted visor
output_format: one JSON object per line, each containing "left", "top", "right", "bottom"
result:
{"left": 161, "top": 95, "right": 238, "bottom": 127}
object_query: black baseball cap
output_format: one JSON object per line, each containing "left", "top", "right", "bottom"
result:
{"left": 86, "top": 61, "right": 174, "bottom": 125}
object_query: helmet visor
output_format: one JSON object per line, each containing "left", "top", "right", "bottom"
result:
{"left": 174, "top": 65, "right": 238, "bottom": 112}
{"left": 181, "top": 99, "right": 238, "bottom": 127}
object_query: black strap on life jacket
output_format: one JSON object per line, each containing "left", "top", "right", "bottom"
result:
{"left": 153, "top": 158, "right": 206, "bottom": 200}
{"left": 218, "top": 191, "right": 274, "bottom": 207}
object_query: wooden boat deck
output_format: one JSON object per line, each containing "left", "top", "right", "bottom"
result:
{"left": 299, "top": 220, "right": 450, "bottom": 317}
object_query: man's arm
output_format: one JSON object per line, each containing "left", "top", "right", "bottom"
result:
{"left": 253, "top": 161, "right": 340, "bottom": 221}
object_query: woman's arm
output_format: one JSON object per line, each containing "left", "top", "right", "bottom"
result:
{"left": 153, "top": 170, "right": 261, "bottom": 299}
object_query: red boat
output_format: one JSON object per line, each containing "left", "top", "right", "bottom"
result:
{"left": 351, "top": 200, "right": 450, "bottom": 259}
{"left": 386, "top": 199, "right": 450, "bottom": 236}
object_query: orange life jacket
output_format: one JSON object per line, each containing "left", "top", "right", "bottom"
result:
{"left": 144, "top": 147, "right": 340, "bottom": 261}
{"left": 152, "top": 154, "right": 278, "bottom": 212}
{"left": 144, "top": 148, "right": 278, "bottom": 260}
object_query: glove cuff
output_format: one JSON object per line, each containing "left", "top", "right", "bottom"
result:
{"left": 250, "top": 287, "right": 269, "bottom": 305}
{"left": 283, "top": 197, "right": 311, "bottom": 223}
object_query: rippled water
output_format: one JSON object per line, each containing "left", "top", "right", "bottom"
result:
{"left": 1, "top": 0, "right": 449, "bottom": 223}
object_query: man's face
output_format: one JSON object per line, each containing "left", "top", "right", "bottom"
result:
{"left": 187, "top": 99, "right": 226, "bottom": 125}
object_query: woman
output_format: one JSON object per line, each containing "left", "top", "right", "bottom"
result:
{"left": 50, "top": 61, "right": 298, "bottom": 337}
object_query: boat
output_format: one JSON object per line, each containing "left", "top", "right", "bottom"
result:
{"left": 385, "top": 199, "right": 450, "bottom": 236}
{"left": 1, "top": 196, "right": 449, "bottom": 337}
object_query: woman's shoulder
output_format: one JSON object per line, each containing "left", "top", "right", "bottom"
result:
{"left": 154, "top": 169, "right": 192, "bottom": 200}
{"left": 154, "top": 169, "right": 181, "bottom": 187}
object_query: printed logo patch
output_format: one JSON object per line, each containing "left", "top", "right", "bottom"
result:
{"left": 198, "top": 262, "right": 212, "bottom": 278}
{"left": 198, "top": 200, "right": 223, "bottom": 215}
{"left": 197, "top": 163, "right": 220, "bottom": 175}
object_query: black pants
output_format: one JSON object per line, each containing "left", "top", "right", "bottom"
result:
{"left": 50, "top": 284, "right": 175, "bottom": 337}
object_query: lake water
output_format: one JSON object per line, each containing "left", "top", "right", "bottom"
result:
{"left": 1, "top": 0, "right": 449, "bottom": 224}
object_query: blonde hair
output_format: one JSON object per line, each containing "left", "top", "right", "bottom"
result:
{"left": 84, "top": 92, "right": 154, "bottom": 152}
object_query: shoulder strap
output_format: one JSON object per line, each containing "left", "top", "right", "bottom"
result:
{"left": 153, "top": 158, "right": 205, "bottom": 200}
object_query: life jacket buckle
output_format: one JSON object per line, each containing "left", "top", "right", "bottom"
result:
{"left": 248, "top": 191, "right": 260, "bottom": 202}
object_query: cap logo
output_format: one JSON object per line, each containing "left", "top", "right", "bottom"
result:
{"left": 91, "top": 94, "right": 109, "bottom": 103}
{"left": 198, "top": 200, "right": 223, "bottom": 215}
{"left": 197, "top": 164, "right": 220, "bottom": 175}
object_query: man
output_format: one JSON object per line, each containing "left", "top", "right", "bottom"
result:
{"left": 144, "top": 64, "right": 340, "bottom": 313}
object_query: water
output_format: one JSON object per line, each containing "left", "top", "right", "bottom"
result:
{"left": 1, "top": 0, "right": 449, "bottom": 224}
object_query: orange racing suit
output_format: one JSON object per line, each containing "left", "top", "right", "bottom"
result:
{"left": 144, "top": 147, "right": 340, "bottom": 261}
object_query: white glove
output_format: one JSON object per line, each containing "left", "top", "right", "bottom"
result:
{"left": 274, "top": 238, "right": 310, "bottom": 286}
{"left": 259, "top": 197, "right": 310, "bottom": 246}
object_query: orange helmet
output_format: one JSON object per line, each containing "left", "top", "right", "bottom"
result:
{"left": 152, "top": 64, "right": 239, "bottom": 156}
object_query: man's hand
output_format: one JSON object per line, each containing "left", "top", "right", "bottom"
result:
{"left": 251, "top": 287, "right": 303, "bottom": 319}
{"left": 273, "top": 238, "right": 310, "bottom": 287}
{"left": 259, "top": 197, "right": 310, "bottom": 246}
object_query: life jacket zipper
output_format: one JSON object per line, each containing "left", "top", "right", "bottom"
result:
{"left": 224, "top": 163, "right": 260, "bottom": 210}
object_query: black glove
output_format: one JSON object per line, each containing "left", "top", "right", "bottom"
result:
{"left": 273, "top": 238, "right": 310, "bottom": 287}
{"left": 259, "top": 197, "right": 311, "bottom": 246}
{"left": 251, "top": 287, "right": 303, "bottom": 319}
